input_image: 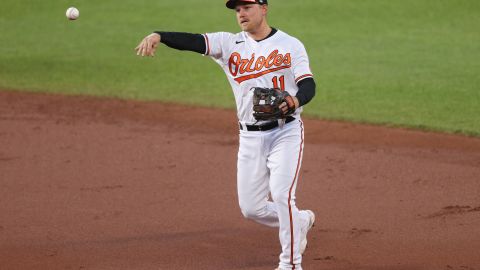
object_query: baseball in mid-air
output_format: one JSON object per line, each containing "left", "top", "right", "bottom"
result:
{"left": 66, "top": 7, "right": 79, "bottom": 20}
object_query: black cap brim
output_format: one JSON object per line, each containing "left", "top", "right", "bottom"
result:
{"left": 226, "top": 0, "right": 262, "bottom": 9}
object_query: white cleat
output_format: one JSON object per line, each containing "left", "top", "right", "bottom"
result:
{"left": 300, "top": 210, "right": 315, "bottom": 254}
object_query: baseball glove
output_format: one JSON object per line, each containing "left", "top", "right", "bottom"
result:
{"left": 252, "top": 87, "right": 296, "bottom": 121}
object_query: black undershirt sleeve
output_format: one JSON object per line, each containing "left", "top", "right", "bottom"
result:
{"left": 154, "top": 31, "right": 206, "bottom": 54}
{"left": 295, "top": 78, "right": 316, "bottom": 107}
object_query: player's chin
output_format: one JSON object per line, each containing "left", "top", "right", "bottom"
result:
{"left": 239, "top": 22, "right": 250, "bottom": 31}
{"left": 241, "top": 25, "right": 253, "bottom": 32}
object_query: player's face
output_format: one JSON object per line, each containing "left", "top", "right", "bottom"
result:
{"left": 235, "top": 3, "right": 267, "bottom": 32}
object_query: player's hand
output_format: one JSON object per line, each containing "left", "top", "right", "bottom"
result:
{"left": 279, "top": 96, "right": 299, "bottom": 114}
{"left": 135, "top": 33, "right": 161, "bottom": 57}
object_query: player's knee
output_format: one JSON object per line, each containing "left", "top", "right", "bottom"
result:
{"left": 239, "top": 204, "right": 261, "bottom": 220}
{"left": 240, "top": 206, "right": 255, "bottom": 219}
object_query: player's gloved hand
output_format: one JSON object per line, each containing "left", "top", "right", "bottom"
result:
{"left": 135, "top": 33, "right": 161, "bottom": 57}
{"left": 252, "top": 87, "right": 297, "bottom": 121}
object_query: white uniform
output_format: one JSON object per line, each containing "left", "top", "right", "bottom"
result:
{"left": 204, "top": 30, "right": 313, "bottom": 270}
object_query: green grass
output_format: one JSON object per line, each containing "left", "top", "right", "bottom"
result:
{"left": 1, "top": 0, "right": 479, "bottom": 135}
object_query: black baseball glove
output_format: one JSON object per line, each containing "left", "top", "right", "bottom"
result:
{"left": 252, "top": 87, "right": 296, "bottom": 121}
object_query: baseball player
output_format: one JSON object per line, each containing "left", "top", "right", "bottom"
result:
{"left": 135, "top": 1, "right": 316, "bottom": 269}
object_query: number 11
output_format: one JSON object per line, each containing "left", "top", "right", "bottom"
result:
{"left": 272, "top": 76, "right": 285, "bottom": 91}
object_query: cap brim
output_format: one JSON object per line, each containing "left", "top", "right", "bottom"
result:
{"left": 226, "top": 0, "right": 258, "bottom": 9}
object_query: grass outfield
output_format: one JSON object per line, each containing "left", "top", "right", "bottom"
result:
{"left": 1, "top": 0, "right": 479, "bottom": 135}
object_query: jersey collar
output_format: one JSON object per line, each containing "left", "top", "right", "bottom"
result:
{"left": 243, "top": 27, "right": 278, "bottom": 43}
{"left": 255, "top": 27, "right": 277, "bottom": 42}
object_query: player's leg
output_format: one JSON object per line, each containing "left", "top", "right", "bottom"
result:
{"left": 237, "top": 131, "right": 279, "bottom": 227}
{"left": 267, "top": 120, "right": 309, "bottom": 270}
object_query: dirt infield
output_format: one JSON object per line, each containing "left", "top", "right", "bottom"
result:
{"left": 1, "top": 90, "right": 479, "bottom": 270}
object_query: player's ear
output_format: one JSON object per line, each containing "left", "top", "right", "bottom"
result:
{"left": 261, "top": 4, "right": 268, "bottom": 15}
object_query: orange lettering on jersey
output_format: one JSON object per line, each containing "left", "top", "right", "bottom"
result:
{"left": 274, "top": 54, "right": 284, "bottom": 66}
{"left": 240, "top": 58, "right": 250, "bottom": 74}
{"left": 245, "top": 54, "right": 256, "bottom": 73}
{"left": 228, "top": 52, "right": 241, "bottom": 77}
{"left": 235, "top": 66, "right": 290, "bottom": 84}
{"left": 265, "top": 50, "right": 277, "bottom": 68}
{"left": 255, "top": 56, "right": 266, "bottom": 70}
{"left": 283, "top": 53, "right": 291, "bottom": 66}
{"left": 228, "top": 50, "right": 292, "bottom": 83}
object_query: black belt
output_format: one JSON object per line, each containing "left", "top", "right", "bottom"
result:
{"left": 239, "top": 116, "right": 296, "bottom": 132}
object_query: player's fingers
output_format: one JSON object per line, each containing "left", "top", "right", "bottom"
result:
{"left": 144, "top": 40, "right": 150, "bottom": 56}
{"left": 151, "top": 43, "right": 158, "bottom": 57}
{"left": 149, "top": 38, "right": 155, "bottom": 53}
{"left": 135, "top": 42, "right": 142, "bottom": 55}
{"left": 147, "top": 39, "right": 155, "bottom": 56}
{"left": 142, "top": 41, "right": 148, "bottom": 56}
{"left": 149, "top": 41, "right": 156, "bottom": 56}
{"left": 137, "top": 40, "right": 146, "bottom": 56}
{"left": 141, "top": 38, "right": 149, "bottom": 51}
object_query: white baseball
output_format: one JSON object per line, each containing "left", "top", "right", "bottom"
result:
{"left": 66, "top": 7, "right": 79, "bottom": 20}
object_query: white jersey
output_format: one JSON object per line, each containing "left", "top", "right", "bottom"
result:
{"left": 203, "top": 30, "right": 313, "bottom": 124}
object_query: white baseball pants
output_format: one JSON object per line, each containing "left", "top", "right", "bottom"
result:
{"left": 237, "top": 119, "right": 308, "bottom": 270}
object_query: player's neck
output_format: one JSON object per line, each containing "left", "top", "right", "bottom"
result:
{"left": 246, "top": 22, "right": 272, "bottom": 41}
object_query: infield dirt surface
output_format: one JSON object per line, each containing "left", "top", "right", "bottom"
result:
{"left": 1, "top": 90, "right": 479, "bottom": 270}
